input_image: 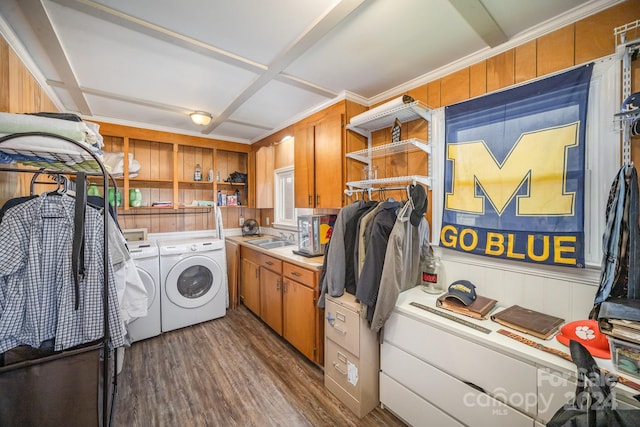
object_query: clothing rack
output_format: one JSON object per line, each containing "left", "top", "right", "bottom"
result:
{"left": 0, "top": 131, "right": 116, "bottom": 427}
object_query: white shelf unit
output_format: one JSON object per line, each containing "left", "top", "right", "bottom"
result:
{"left": 345, "top": 101, "right": 432, "bottom": 193}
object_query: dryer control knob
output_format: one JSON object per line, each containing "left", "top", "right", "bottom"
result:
{"left": 190, "top": 244, "right": 198, "bottom": 251}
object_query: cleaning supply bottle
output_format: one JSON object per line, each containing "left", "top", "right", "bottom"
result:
{"left": 235, "top": 189, "right": 241, "bottom": 206}
{"left": 194, "top": 164, "right": 202, "bottom": 181}
{"left": 217, "top": 190, "right": 222, "bottom": 206}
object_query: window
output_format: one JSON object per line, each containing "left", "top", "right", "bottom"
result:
{"left": 274, "top": 166, "right": 296, "bottom": 228}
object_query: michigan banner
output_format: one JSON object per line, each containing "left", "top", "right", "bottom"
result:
{"left": 441, "top": 64, "right": 593, "bottom": 267}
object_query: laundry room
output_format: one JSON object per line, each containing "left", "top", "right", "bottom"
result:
{"left": 1, "top": 1, "right": 640, "bottom": 426}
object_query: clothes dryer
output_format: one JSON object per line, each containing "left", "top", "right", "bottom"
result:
{"left": 158, "top": 237, "right": 227, "bottom": 332}
{"left": 127, "top": 241, "right": 161, "bottom": 342}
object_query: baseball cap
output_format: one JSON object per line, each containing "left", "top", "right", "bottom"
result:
{"left": 444, "top": 280, "right": 477, "bottom": 306}
{"left": 621, "top": 92, "right": 640, "bottom": 112}
{"left": 556, "top": 319, "right": 610, "bottom": 359}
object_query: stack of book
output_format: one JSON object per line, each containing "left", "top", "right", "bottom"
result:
{"left": 598, "top": 298, "right": 640, "bottom": 344}
{"left": 491, "top": 305, "right": 564, "bottom": 340}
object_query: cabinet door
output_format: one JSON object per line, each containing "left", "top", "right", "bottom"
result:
{"left": 240, "top": 257, "right": 260, "bottom": 316}
{"left": 294, "top": 123, "right": 315, "bottom": 208}
{"left": 314, "top": 112, "right": 344, "bottom": 209}
{"left": 225, "top": 240, "right": 240, "bottom": 310}
{"left": 283, "top": 278, "right": 316, "bottom": 361}
{"left": 255, "top": 145, "right": 274, "bottom": 208}
{"left": 260, "top": 267, "right": 283, "bottom": 335}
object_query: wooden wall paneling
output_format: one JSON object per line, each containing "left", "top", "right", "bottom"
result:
{"left": 407, "top": 85, "right": 429, "bottom": 106}
{"left": 344, "top": 100, "right": 368, "bottom": 186}
{"left": 427, "top": 80, "right": 442, "bottom": 108}
{"left": 515, "top": 41, "right": 537, "bottom": 84}
{"left": 441, "top": 68, "right": 470, "bottom": 106}
{"left": 0, "top": 38, "right": 9, "bottom": 112}
{"left": 575, "top": 1, "right": 640, "bottom": 64}
{"left": 469, "top": 61, "right": 487, "bottom": 98}
{"left": 537, "top": 25, "right": 575, "bottom": 76}
{"left": 487, "top": 49, "right": 515, "bottom": 93}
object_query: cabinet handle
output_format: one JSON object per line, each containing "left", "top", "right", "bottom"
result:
{"left": 255, "top": 269, "right": 259, "bottom": 279}
{"left": 276, "top": 279, "right": 280, "bottom": 291}
{"left": 283, "top": 280, "right": 287, "bottom": 293}
{"left": 332, "top": 325, "right": 347, "bottom": 335}
{"left": 308, "top": 195, "right": 312, "bottom": 206}
{"left": 291, "top": 271, "right": 302, "bottom": 277}
{"left": 265, "top": 261, "right": 273, "bottom": 265}
{"left": 332, "top": 362, "right": 347, "bottom": 376}
{"left": 316, "top": 194, "right": 320, "bottom": 206}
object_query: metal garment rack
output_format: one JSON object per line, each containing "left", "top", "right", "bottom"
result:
{"left": 344, "top": 100, "right": 433, "bottom": 196}
{"left": 614, "top": 19, "right": 640, "bottom": 166}
{"left": 0, "top": 131, "right": 115, "bottom": 427}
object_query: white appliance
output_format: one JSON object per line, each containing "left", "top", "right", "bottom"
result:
{"left": 127, "top": 240, "right": 161, "bottom": 342}
{"left": 158, "top": 236, "right": 227, "bottom": 332}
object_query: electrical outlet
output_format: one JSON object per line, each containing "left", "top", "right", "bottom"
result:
{"left": 239, "top": 216, "right": 244, "bottom": 226}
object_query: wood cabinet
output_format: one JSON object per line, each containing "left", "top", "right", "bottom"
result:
{"left": 283, "top": 262, "right": 321, "bottom": 363}
{"left": 255, "top": 145, "right": 274, "bottom": 208}
{"left": 294, "top": 111, "right": 344, "bottom": 209}
{"left": 239, "top": 244, "right": 323, "bottom": 365}
{"left": 240, "top": 247, "right": 261, "bottom": 316}
{"left": 259, "top": 253, "right": 283, "bottom": 335}
{"left": 225, "top": 239, "right": 240, "bottom": 310}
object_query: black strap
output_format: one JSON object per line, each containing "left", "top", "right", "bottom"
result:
{"left": 72, "top": 173, "right": 87, "bottom": 310}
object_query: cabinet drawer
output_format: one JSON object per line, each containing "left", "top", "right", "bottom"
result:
{"left": 326, "top": 339, "right": 361, "bottom": 400}
{"left": 381, "top": 343, "right": 533, "bottom": 427}
{"left": 383, "top": 311, "right": 537, "bottom": 415}
{"left": 325, "top": 296, "right": 360, "bottom": 357}
{"left": 283, "top": 262, "right": 315, "bottom": 288}
{"left": 259, "top": 253, "right": 282, "bottom": 274}
{"left": 380, "top": 372, "right": 462, "bottom": 427}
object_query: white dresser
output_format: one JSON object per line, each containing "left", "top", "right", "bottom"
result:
{"left": 324, "top": 293, "right": 380, "bottom": 418}
{"left": 380, "top": 287, "right": 640, "bottom": 427}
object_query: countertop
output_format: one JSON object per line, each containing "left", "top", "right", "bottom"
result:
{"left": 226, "top": 235, "right": 324, "bottom": 270}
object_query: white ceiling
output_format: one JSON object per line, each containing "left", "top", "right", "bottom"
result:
{"left": 0, "top": 0, "right": 619, "bottom": 144}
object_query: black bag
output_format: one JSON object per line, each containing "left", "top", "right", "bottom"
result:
{"left": 547, "top": 340, "right": 640, "bottom": 426}
{"left": 226, "top": 171, "right": 247, "bottom": 183}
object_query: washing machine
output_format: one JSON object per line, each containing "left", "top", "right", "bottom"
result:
{"left": 158, "top": 236, "right": 227, "bottom": 332}
{"left": 127, "top": 240, "right": 162, "bottom": 342}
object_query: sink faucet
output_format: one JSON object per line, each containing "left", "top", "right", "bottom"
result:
{"left": 279, "top": 232, "right": 295, "bottom": 242}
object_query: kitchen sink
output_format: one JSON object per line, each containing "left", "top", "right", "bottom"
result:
{"left": 247, "top": 237, "right": 296, "bottom": 249}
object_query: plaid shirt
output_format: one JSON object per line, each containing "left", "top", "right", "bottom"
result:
{"left": 0, "top": 193, "right": 124, "bottom": 353}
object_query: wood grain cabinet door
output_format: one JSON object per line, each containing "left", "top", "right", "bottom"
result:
{"left": 313, "top": 112, "right": 343, "bottom": 209}
{"left": 260, "top": 267, "right": 283, "bottom": 335}
{"left": 283, "top": 278, "right": 316, "bottom": 361}
{"left": 240, "top": 257, "right": 260, "bottom": 316}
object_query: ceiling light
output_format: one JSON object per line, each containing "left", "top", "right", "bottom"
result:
{"left": 190, "top": 111, "right": 212, "bottom": 126}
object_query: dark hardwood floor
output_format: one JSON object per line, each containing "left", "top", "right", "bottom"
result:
{"left": 113, "top": 305, "right": 406, "bottom": 427}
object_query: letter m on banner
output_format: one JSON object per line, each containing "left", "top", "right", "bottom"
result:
{"left": 441, "top": 64, "right": 593, "bottom": 267}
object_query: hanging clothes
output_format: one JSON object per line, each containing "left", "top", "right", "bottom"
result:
{"left": 593, "top": 164, "right": 640, "bottom": 310}
{"left": 370, "top": 203, "right": 429, "bottom": 332}
{"left": 0, "top": 193, "right": 125, "bottom": 353}
{"left": 317, "top": 200, "right": 376, "bottom": 308}
{"left": 355, "top": 200, "right": 401, "bottom": 322}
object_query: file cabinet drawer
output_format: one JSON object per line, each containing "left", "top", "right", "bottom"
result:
{"left": 325, "top": 339, "right": 361, "bottom": 400}
{"left": 325, "top": 296, "right": 360, "bottom": 357}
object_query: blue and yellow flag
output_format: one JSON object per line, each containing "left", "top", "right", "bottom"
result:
{"left": 442, "top": 64, "right": 593, "bottom": 267}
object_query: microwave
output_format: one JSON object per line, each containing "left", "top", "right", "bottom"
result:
{"left": 297, "top": 214, "right": 337, "bottom": 256}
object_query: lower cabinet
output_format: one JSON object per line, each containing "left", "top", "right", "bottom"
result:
{"left": 239, "top": 245, "right": 323, "bottom": 365}
{"left": 240, "top": 252, "right": 260, "bottom": 316}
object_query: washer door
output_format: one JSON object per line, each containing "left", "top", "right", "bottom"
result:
{"left": 165, "top": 255, "right": 223, "bottom": 308}
{"left": 137, "top": 268, "right": 156, "bottom": 310}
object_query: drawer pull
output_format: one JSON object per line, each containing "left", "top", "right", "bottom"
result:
{"left": 333, "top": 325, "right": 347, "bottom": 335}
{"left": 332, "top": 362, "right": 347, "bottom": 376}
{"left": 336, "top": 311, "right": 346, "bottom": 322}
{"left": 291, "top": 271, "right": 302, "bottom": 277}
{"left": 265, "top": 261, "right": 273, "bottom": 266}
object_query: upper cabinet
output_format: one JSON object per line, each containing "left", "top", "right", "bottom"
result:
{"left": 293, "top": 100, "right": 367, "bottom": 209}
{"left": 255, "top": 145, "right": 274, "bottom": 209}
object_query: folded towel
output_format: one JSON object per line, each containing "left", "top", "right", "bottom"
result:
{"left": 0, "top": 112, "right": 96, "bottom": 144}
